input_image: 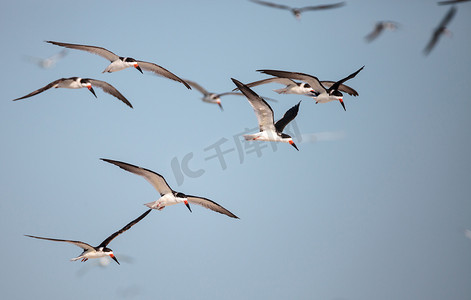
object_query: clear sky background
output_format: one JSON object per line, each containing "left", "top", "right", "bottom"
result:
{"left": 1, "top": 0, "right": 470, "bottom": 299}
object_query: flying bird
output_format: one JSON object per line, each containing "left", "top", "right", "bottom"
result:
{"left": 233, "top": 77, "right": 357, "bottom": 98}
{"left": 46, "top": 41, "right": 191, "bottom": 89}
{"left": 438, "top": 0, "right": 471, "bottom": 5}
{"left": 250, "top": 0, "right": 345, "bottom": 20}
{"left": 184, "top": 79, "right": 246, "bottom": 110}
{"left": 25, "top": 209, "right": 151, "bottom": 264}
{"left": 365, "top": 21, "right": 399, "bottom": 42}
{"left": 184, "top": 79, "right": 277, "bottom": 110}
{"left": 257, "top": 66, "right": 363, "bottom": 111}
{"left": 231, "top": 78, "right": 301, "bottom": 151}
{"left": 12, "top": 77, "right": 133, "bottom": 108}
{"left": 423, "top": 6, "right": 457, "bottom": 55}
{"left": 101, "top": 159, "right": 239, "bottom": 219}
{"left": 24, "top": 49, "right": 68, "bottom": 69}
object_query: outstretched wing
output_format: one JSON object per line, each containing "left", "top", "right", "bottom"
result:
{"left": 13, "top": 78, "right": 64, "bottom": 101}
{"left": 85, "top": 79, "right": 133, "bottom": 108}
{"left": 25, "top": 235, "right": 94, "bottom": 251}
{"left": 186, "top": 196, "right": 239, "bottom": 219}
{"left": 274, "top": 101, "right": 301, "bottom": 133}
{"left": 233, "top": 77, "right": 298, "bottom": 91}
{"left": 321, "top": 81, "right": 359, "bottom": 96}
{"left": 183, "top": 79, "right": 210, "bottom": 95}
{"left": 250, "top": 0, "right": 292, "bottom": 10}
{"left": 46, "top": 41, "right": 119, "bottom": 62}
{"left": 135, "top": 60, "right": 191, "bottom": 89}
{"left": 299, "top": 2, "right": 345, "bottom": 12}
{"left": 231, "top": 78, "right": 275, "bottom": 132}
{"left": 327, "top": 66, "right": 364, "bottom": 93}
{"left": 98, "top": 209, "right": 152, "bottom": 248}
{"left": 101, "top": 159, "right": 173, "bottom": 196}
{"left": 257, "top": 70, "right": 327, "bottom": 94}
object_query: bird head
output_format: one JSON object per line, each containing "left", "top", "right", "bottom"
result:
{"left": 104, "top": 248, "right": 120, "bottom": 265}
{"left": 330, "top": 90, "right": 346, "bottom": 111}
{"left": 81, "top": 79, "right": 97, "bottom": 98}
{"left": 175, "top": 192, "right": 192, "bottom": 212}
{"left": 281, "top": 133, "right": 299, "bottom": 151}
{"left": 124, "top": 57, "right": 143, "bottom": 74}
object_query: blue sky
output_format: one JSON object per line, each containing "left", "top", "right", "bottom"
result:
{"left": 1, "top": 1, "right": 470, "bottom": 299}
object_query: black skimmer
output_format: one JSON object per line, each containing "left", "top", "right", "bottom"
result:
{"left": 250, "top": 0, "right": 345, "bottom": 20}
{"left": 101, "top": 159, "right": 239, "bottom": 219}
{"left": 257, "top": 67, "right": 363, "bottom": 111}
{"left": 25, "top": 209, "right": 151, "bottom": 264}
{"left": 46, "top": 41, "right": 191, "bottom": 89}
{"left": 231, "top": 78, "right": 301, "bottom": 151}
{"left": 24, "top": 49, "right": 68, "bottom": 69}
{"left": 423, "top": 6, "right": 457, "bottom": 55}
{"left": 438, "top": 0, "right": 471, "bottom": 4}
{"left": 364, "top": 21, "right": 399, "bottom": 42}
{"left": 12, "top": 77, "right": 133, "bottom": 108}
{"left": 233, "top": 77, "right": 356, "bottom": 98}
{"left": 184, "top": 79, "right": 246, "bottom": 111}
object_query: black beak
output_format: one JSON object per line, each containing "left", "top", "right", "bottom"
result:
{"left": 88, "top": 87, "right": 97, "bottom": 98}
{"left": 290, "top": 141, "right": 299, "bottom": 151}
{"left": 339, "top": 99, "right": 346, "bottom": 111}
{"left": 135, "top": 65, "right": 143, "bottom": 74}
{"left": 185, "top": 201, "right": 192, "bottom": 213}
{"left": 111, "top": 255, "right": 120, "bottom": 265}
{"left": 217, "top": 102, "right": 224, "bottom": 111}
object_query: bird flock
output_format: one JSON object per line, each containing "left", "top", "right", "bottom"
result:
{"left": 18, "top": 0, "right": 467, "bottom": 265}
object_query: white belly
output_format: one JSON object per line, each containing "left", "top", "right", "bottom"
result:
{"left": 243, "top": 131, "right": 283, "bottom": 142}
{"left": 145, "top": 193, "right": 180, "bottom": 209}
{"left": 103, "top": 60, "right": 132, "bottom": 73}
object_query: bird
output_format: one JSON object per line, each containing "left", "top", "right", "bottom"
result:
{"left": 101, "top": 158, "right": 239, "bottom": 219}
{"left": 45, "top": 41, "right": 191, "bottom": 89}
{"left": 12, "top": 77, "right": 133, "bottom": 108}
{"left": 24, "top": 49, "right": 68, "bottom": 69}
{"left": 25, "top": 209, "right": 151, "bottom": 264}
{"left": 250, "top": 0, "right": 345, "bottom": 20}
{"left": 364, "top": 21, "right": 399, "bottom": 42}
{"left": 423, "top": 6, "right": 457, "bottom": 55}
{"left": 438, "top": 0, "right": 471, "bottom": 5}
{"left": 231, "top": 78, "right": 301, "bottom": 151}
{"left": 233, "top": 77, "right": 357, "bottom": 98}
{"left": 257, "top": 66, "right": 364, "bottom": 111}
{"left": 184, "top": 79, "right": 246, "bottom": 111}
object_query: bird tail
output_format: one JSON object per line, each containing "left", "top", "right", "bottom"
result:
{"left": 273, "top": 88, "right": 286, "bottom": 94}
{"left": 243, "top": 134, "right": 259, "bottom": 141}
{"left": 144, "top": 201, "right": 162, "bottom": 210}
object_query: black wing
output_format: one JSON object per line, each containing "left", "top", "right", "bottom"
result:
{"left": 438, "top": 0, "right": 471, "bottom": 4}
{"left": 437, "top": 6, "right": 457, "bottom": 29}
{"left": 327, "top": 66, "right": 364, "bottom": 93}
{"left": 98, "top": 209, "right": 152, "bottom": 248}
{"left": 299, "top": 2, "right": 345, "bottom": 12}
{"left": 250, "top": 0, "right": 292, "bottom": 10}
{"left": 13, "top": 78, "right": 64, "bottom": 101}
{"left": 423, "top": 7, "right": 456, "bottom": 55}
{"left": 274, "top": 101, "right": 301, "bottom": 133}
{"left": 186, "top": 195, "right": 239, "bottom": 219}
{"left": 25, "top": 235, "right": 94, "bottom": 251}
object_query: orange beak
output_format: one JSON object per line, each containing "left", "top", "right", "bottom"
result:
{"left": 339, "top": 98, "right": 346, "bottom": 111}
{"left": 216, "top": 99, "right": 223, "bottom": 111}
{"left": 109, "top": 253, "right": 120, "bottom": 265}
{"left": 134, "top": 63, "right": 143, "bottom": 74}
{"left": 87, "top": 85, "right": 97, "bottom": 98}
{"left": 184, "top": 200, "right": 192, "bottom": 212}
{"left": 289, "top": 140, "right": 299, "bottom": 151}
